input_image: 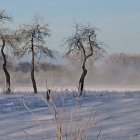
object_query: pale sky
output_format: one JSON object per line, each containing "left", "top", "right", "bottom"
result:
{"left": 0, "top": 0, "right": 140, "bottom": 54}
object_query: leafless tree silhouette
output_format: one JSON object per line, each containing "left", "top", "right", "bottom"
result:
{"left": 0, "top": 10, "right": 14, "bottom": 93}
{"left": 15, "top": 16, "right": 54, "bottom": 93}
{"left": 64, "top": 24, "right": 104, "bottom": 96}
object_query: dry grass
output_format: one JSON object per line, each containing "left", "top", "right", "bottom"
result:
{"left": 21, "top": 88, "right": 103, "bottom": 140}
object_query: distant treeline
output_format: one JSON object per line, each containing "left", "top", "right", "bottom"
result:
{"left": 0, "top": 56, "right": 65, "bottom": 73}
{"left": 1, "top": 53, "right": 140, "bottom": 88}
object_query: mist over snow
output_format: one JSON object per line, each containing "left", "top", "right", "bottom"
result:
{"left": 0, "top": 53, "right": 140, "bottom": 91}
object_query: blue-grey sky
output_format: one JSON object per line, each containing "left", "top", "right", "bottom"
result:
{"left": 0, "top": 0, "right": 140, "bottom": 53}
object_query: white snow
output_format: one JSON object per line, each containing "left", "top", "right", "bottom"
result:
{"left": 0, "top": 91, "right": 140, "bottom": 140}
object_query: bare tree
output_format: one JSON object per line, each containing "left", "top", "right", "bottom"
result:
{"left": 64, "top": 24, "right": 104, "bottom": 96}
{"left": 16, "top": 16, "right": 54, "bottom": 93}
{"left": 0, "top": 28, "right": 19, "bottom": 93}
{"left": 0, "top": 10, "right": 14, "bottom": 93}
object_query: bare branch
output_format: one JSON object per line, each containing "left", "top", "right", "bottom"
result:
{"left": 15, "top": 15, "right": 53, "bottom": 59}
{"left": 64, "top": 24, "right": 104, "bottom": 62}
{"left": 0, "top": 28, "right": 18, "bottom": 48}
{"left": 0, "top": 10, "right": 12, "bottom": 23}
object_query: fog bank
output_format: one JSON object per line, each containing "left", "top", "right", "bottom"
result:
{"left": 0, "top": 53, "right": 140, "bottom": 91}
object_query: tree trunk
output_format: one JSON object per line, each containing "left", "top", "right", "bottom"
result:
{"left": 78, "top": 65, "right": 87, "bottom": 96}
{"left": 31, "top": 37, "right": 37, "bottom": 93}
{"left": 1, "top": 40, "right": 11, "bottom": 93}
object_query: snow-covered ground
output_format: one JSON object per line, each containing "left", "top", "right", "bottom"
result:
{"left": 0, "top": 90, "right": 140, "bottom": 140}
